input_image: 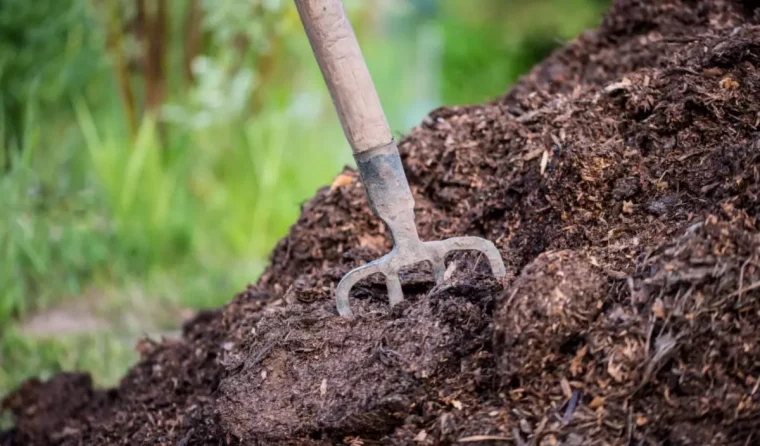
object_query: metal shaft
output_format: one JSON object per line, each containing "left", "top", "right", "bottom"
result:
{"left": 354, "top": 142, "right": 419, "bottom": 246}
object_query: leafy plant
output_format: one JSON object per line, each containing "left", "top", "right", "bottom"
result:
{"left": 0, "top": 0, "right": 104, "bottom": 162}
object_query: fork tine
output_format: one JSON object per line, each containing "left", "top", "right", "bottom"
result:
{"left": 386, "top": 272, "right": 404, "bottom": 307}
{"left": 432, "top": 259, "right": 447, "bottom": 284}
{"left": 336, "top": 237, "right": 506, "bottom": 317}
{"left": 335, "top": 260, "right": 385, "bottom": 317}
{"left": 428, "top": 236, "right": 507, "bottom": 278}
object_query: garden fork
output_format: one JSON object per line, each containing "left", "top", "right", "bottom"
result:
{"left": 295, "top": 0, "right": 507, "bottom": 317}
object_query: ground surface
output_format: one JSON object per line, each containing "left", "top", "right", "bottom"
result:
{"left": 3, "top": 0, "right": 760, "bottom": 444}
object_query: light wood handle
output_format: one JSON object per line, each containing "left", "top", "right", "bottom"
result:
{"left": 295, "top": 0, "right": 392, "bottom": 154}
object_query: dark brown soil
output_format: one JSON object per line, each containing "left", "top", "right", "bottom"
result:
{"left": 4, "top": 0, "right": 760, "bottom": 444}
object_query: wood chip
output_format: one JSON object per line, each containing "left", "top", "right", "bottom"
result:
{"left": 540, "top": 150, "right": 550, "bottom": 175}
{"left": 570, "top": 345, "right": 589, "bottom": 377}
{"left": 329, "top": 173, "right": 353, "bottom": 191}
{"left": 607, "top": 355, "right": 625, "bottom": 382}
{"left": 358, "top": 233, "right": 385, "bottom": 249}
{"left": 588, "top": 396, "right": 605, "bottom": 409}
{"left": 523, "top": 147, "right": 544, "bottom": 160}
{"left": 719, "top": 76, "right": 739, "bottom": 90}
{"left": 605, "top": 77, "right": 632, "bottom": 93}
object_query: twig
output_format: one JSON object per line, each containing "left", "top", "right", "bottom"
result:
{"left": 474, "top": 251, "right": 486, "bottom": 273}
{"left": 729, "top": 280, "right": 760, "bottom": 297}
{"left": 737, "top": 258, "right": 752, "bottom": 304}
{"left": 632, "top": 333, "right": 679, "bottom": 397}
{"left": 504, "top": 287, "right": 520, "bottom": 309}
{"left": 644, "top": 315, "right": 655, "bottom": 357}
{"left": 458, "top": 435, "right": 511, "bottom": 443}
{"left": 562, "top": 390, "right": 582, "bottom": 422}
{"left": 656, "top": 287, "right": 679, "bottom": 341}
{"left": 528, "top": 417, "right": 548, "bottom": 446}
{"left": 513, "top": 428, "right": 527, "bottom": 446}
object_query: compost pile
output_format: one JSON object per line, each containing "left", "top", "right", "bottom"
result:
{"left": 4, "top": 0, "right": 760, "bottom": 444}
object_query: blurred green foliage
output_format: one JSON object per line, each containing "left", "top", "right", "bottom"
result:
{"left": 0, "top": 0, "right": 608, "bottom": 397}
{"left": 0, "top": 0, "right": 105, "bottom": 157}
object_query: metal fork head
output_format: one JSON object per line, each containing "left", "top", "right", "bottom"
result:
{"left": 335, "top": 235, "right": 507, "bottom": 317}
{"left": 335, "top": 141, "right": 507, "bottom": 317}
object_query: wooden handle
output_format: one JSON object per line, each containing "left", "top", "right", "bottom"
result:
{"left": 295, "top": 0, "right": 392, "bottom": 154}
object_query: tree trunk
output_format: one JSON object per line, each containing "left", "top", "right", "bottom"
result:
{"left": 183, "top": 0, "right": 203, "bottom": 85}
{"left": 137, "top": 0, "right": 168, "bottom": 114}
{"left": 106, "top": 2, "right": 138, "bottom": 137}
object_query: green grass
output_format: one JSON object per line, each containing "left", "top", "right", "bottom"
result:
{"left": 0, "top": 96, "right": 351, "bottom": 396}
{"left": 0, "top": 328, "right": 137, "bottom": 392}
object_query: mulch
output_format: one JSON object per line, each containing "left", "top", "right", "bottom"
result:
{"left": 3, "top": 0, "right": 760, "bottom": 444}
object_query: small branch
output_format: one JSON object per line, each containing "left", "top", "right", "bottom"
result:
{"left": 182, "top": 0, "right": 203, "bottom": 85}
{"left": 730, "top": 280, "right": 760, "bottom": 297}
{"left": 458, "top": 435, "right": 511, "bottom": 443}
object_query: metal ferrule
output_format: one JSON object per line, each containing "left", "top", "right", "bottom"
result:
{"left": 353, "top": 141, "right": 420, "bottom": 247}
